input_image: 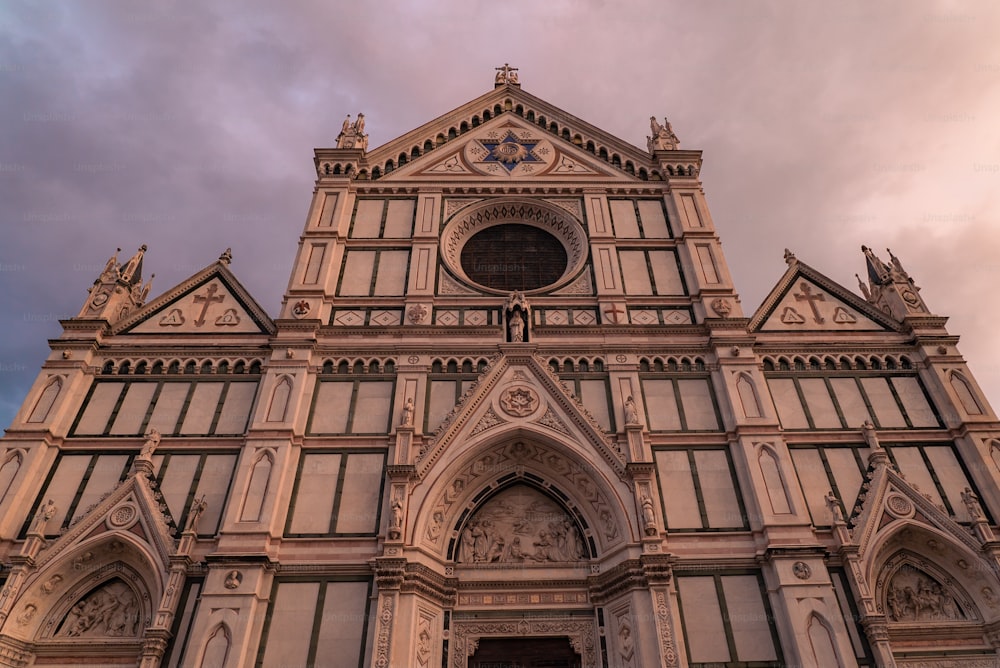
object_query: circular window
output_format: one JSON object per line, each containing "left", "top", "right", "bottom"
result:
{"left": 440, "top": 199, "right": 587, "bottom": 295}
{"left": 460, "top": 225, "right": 567, "bottom": 291}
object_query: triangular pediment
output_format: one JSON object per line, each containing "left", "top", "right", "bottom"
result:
{"left": 385, "top": 116, "right": 622, "bottom": 181}
{"left": 30, "top": 469, "right": 178, "bottom": 575}
{"left": 417, "top": 352, "right": 625, "bottom": 480}
{"left": 113, "top": 260, "right": 275, "bottom": 336}
{"left": 843, "top": 452, "right": 982, "bottom": 560}
{"left": 750, "top": 258, "right": 902, "bottom": 333}
{"left": 0, "top": 466, "right": 189, "bottom": 645}
{"left": 359, "top": 84, "right": 654, "bottom": 183}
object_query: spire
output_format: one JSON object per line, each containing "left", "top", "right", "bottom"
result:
{"left": 219, "top": 248, "right": 233, "bottom": 266}
{"left": 858, "top": 245, "right": 931, "bottom": 320}
{"left": 783, "top": 248, "right": 797, "bottom": 266}
{"left": 100, "top": 248, "right": 121, "bottom": 282}
{"left": 77, "top": 244, "right": 153, "bottom": 323}
{"left": 647, "top": 116, "right": 680, "bottom": 151}
{"left": 119, "top": 245, "right": 147, "bottom": 286}
{"left": 861, "top": 245, "right": 889, "bottom": 286}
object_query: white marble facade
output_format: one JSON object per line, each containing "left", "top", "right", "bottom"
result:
{"left": 2, "top": 73, "right": 1000, "bottom": 667}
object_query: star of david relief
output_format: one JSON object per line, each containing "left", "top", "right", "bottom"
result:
{"left": 477, "top": 130, "right": 543, "bottom": 172}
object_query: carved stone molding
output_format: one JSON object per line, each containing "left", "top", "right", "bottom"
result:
{"left": 422, "top": 439, "right": 625, "bottom": 555}
{"left": 450, "top": 615, "right": 597, "bottom": 668}
{"left": 440, "top": 200, "right": 588, "bottom": 296}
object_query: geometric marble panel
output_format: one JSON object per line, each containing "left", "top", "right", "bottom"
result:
{"left": 333, "top": 310, "right": 365, "bottom": 326}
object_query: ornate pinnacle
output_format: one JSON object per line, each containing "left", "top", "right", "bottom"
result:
{"left": 218, "top": 248, "right": 233, "bottom": 265}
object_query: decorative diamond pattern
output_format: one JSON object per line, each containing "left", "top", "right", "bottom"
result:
{"left": 572, "top": 310, "right": 597, "bottom": 325}
{"left": 436, "top": 310, "right": 459, "bottom": 326}
{"left": 629, "top": 310, "right": 658, "bottom": 325}
{"left": 664, "top": 310, "right": 692, "bottom": 325}
{"left": 333, "top": 310, "right": 365, "bottom": 326}
{"left": 544, "top": 310, "right": 568, "bottom": 325}
{"left": 464, "top": 310, "right": 488, "bottom": 326}
{"left": 370, "top": 310, "right": 401, "bottom": 326}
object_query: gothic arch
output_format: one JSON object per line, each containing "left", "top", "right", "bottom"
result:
{"left": 27, "top": 375, "right": 63, "bottom": 423}
{"left": 0, "top": 449, "right": 23, "bottom": 507}
{"left": 756, "top": 444, "right": 792, "bottom": 515}
{"left": 863, "top": 521, "right": 999, "bottom": 627}
{"left": 196, "top": 623, "right": 232, "bottom": 667}
{"left": 187, "top": 607, "right": 240, "bottom": 668}
{"left": 413, "top": 429, "right": 634, "bottom": 561}
{"left": 874, "top": 550, "right": 979, "bottom": 625}
{"left": 239, "top": 449, "right": 274, "bottom": 522}
{"left": 949, "top": 370, "right": 984, "bottom": 415}
{"left": 6, "top": 541, "right": 158, "bottom": 643}
{"left": 265, "top": 375, "right": 293, "bottom": 422}
{"left": 805, "top": 613, "right": 840, "bottom": 667}
{"left": 989, "top": 439, "right": 1000, "bottom": 472}
{"left": 735, "top": 372, "right": 762, "bottom": 418}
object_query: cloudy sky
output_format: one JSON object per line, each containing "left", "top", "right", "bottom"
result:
{"left": 2, "top": 1, "right": 1000, "bottom": 427}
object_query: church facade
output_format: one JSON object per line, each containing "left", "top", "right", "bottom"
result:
{"left": 2, "top": 69, "right": 1000, "bottom": 667}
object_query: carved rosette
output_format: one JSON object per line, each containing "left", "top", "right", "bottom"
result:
{"left": 499, "top": 386, "right": 539, "bottom": 418}
{"left": 106, "top": 503, "right": 138, "bottom": 530}
{"left": 885, "top": 492, "right": 915, "bottom": 519}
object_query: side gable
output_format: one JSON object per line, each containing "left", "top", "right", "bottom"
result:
{"left": 112, "top": 257, "right": 275, "bottom": 336}
{"left": 749, "top": 255, "right": 903, "bottom": 334}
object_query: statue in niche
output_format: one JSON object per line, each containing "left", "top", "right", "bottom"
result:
{"left": 224, "top": 570, "right": 242, "bottom": 590}
{"left": 886, "top": 568, "right": 964, "bottom": 622}
{"left": 400, "top": 397, "right": 415, "bottom": 427}
{"left": 505, "top": 291, "right": 529, "bottom": 343}
{"left": 57, "top": 579, "right": 140, "bottom": 638}
{"left": 508, "top": 310, "right": 525, "bottom": 343}
{"left": 624, "top": 396, "right": 639, "bottom": 425}
{"left": 455, "top": 486, "right": 585, "bottom": 564}
{"left": 389, "top": 498, "right": 404, "bottom": 539}
{"left": 640, "top": 496, "right": 657, "bottom": 535}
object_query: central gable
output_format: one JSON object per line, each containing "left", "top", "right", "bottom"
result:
{"left": 385, "top": 116, "right": 621, "bottom": 181}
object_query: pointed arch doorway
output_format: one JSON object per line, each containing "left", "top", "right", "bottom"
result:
{"left": 470, "top": 636, "right": 581, "bottom": 668}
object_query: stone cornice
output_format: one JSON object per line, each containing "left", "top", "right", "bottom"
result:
{"left": 587, "top": 558, "right": 647, "bottom": 603}
{"left": 400, "top": 563, "right": 457, "bottom": 607}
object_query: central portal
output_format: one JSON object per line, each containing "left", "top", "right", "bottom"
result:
{"left": 470, "top": 637, "right": 581, "bottom": 668}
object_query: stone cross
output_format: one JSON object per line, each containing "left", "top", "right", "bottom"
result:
{"left": 193, "top": 284, "right": 225, "bottom": 326}
{"left": 793, "top": 283, "right": 825, "bottom": 324}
